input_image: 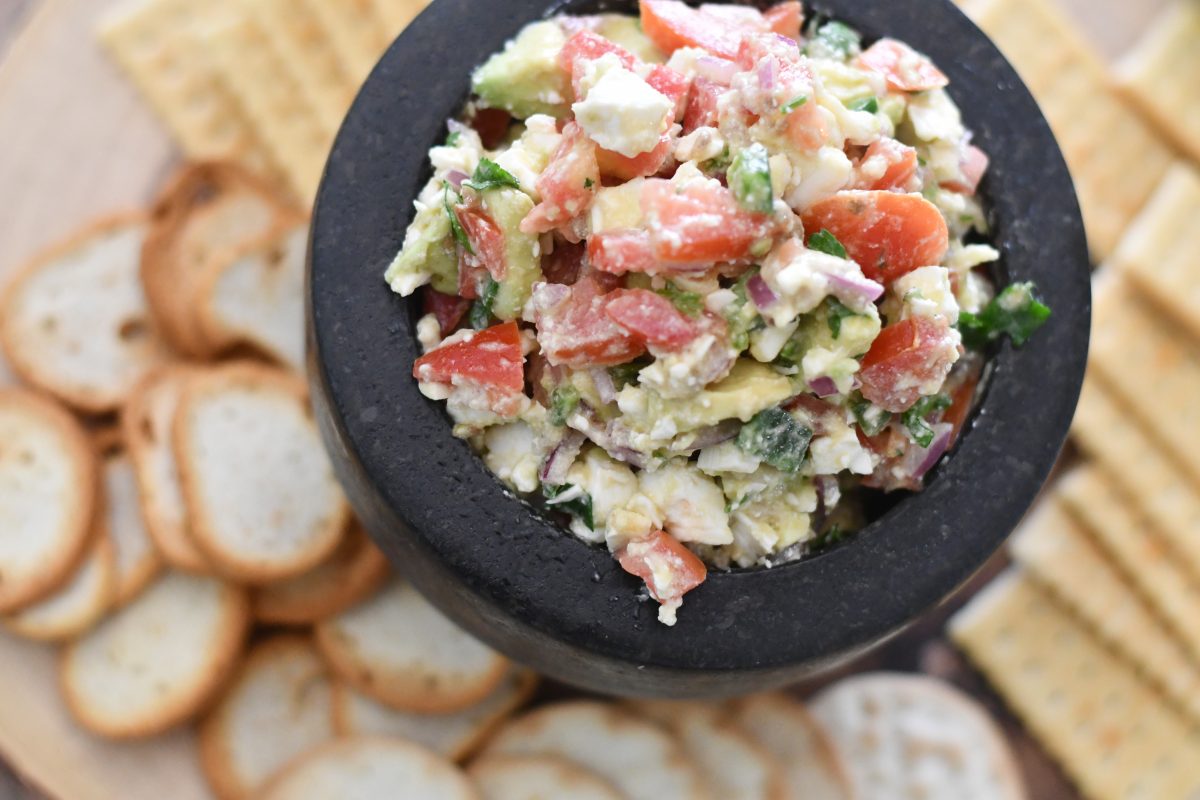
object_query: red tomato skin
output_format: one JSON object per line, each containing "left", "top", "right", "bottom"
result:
{"left": 455, "top": 206, "right": 508, "bottom": 281}
{"left": 588, "top": 230, "right": 659, "bottom": 275}
{"left": 857, "top": 39, "right": 949, "bottom": 93}
{"left": 941, "top": 144, "right": 989, "bottom": 196}
{"left": 605, "top": 289, "right": 698, "bottom": 349}
{"left": 412, "top": 321, "right": 526, "bottom": 397}
{"left": 801, "top": 191, "right": 949, "bottom": 285}
{"left": 521, "top": 122, "right": 601, "bottom": 236}
{"left": 642, "top": 178, "right": 776, "bottom": 265}
{"left": 854, "top": 139, "right": 919, "bottom": 192}
{"left": 682, "top": 77, "right": 723, "bottom": 134}
{"left": 597, "top": 134, "right": 675, "bottom": 181}
{"left": 560, "top": 30, "right": 639, "bottom": 99}
{"left": 647, "top": 65, "right": 692, "bottom": 120}
{"left": 617, "top": 530, "right": 707, "bottom": 605}
{"left": 859, "top": 317, "right": 959, "bottom": 412}
{"left": 532, "top": 278, "right": 646, "bottom": 368}
{"left": 764, "top": 1, "right": 803, "bottom": 39}
{"left": 541, "top": 238, "right": 586, "bottom": 286}
{"left": 639, "top": 0, "right": 745, "bottom": 59}
{"left": 469, "top": 108, "right": 513, "bottom": 150}
{"left": 421, "top": 288, "right": 471, "bottom": 333}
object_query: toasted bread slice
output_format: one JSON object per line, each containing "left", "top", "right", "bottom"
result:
{"left": 315, "top": 579, "right": 508, "bottom": 714}
{"left": 0, "top": 389, "right": 97, "bottom": 613}
{"left": 199, "top": 636, "right": 335, "bottom": 800}
{"left": 484, "top": 701, "right": 708, "bottom": 800}
{"left": 61, "top": 572, "right": 249, "bottom": 739}
{"left": 141, "top": 162, "right": 296, "bottom": 357}
{"left": 4, "top": 531, "right": 115, "bottom": 642}
{"left": 731, "top": 694, "right": 852, "bottom": 800}
{"left": 103, "top": 453, "right": 163, "bottom": 605}
{"left": 468, "top": 754, "right": 622, "bottom": 800}
{"left": 253, "top": 524, "right": 390, "bottom": 625}
{"left": 331, "top": 668, "right": 539, "bottom": 762}
{"left": 197, "top": 222, "right": 309, "bottom": 370}
{"left": 0, "top": 214, "right": 172, "bottom": 414}
{"left": 261, "top": 736, "right": 479, "bottom": 800}
{"left": 173, "top": 362, "right": 347, "bottom": 582}
{"left": 122, "top": 365, "right": 210, "bottom": 573}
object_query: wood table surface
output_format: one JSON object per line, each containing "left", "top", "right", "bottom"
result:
{"left": 0, "top": 0, "right": 1168, "bottom": 797}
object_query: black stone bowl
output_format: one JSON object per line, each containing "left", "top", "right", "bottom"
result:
{"left": 308, "top": 0, "right": 1090, "bottom": 697}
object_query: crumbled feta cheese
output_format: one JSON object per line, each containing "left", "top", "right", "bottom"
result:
{"left": 640, "top": 463, "right": 734, "bottom": 545}
{"left": 416, "top": 313, "right": 442, "bottom": 352}
{"left": 591, "top": 178, "right": 647, "bottom": 233}
{"left": 810, "top": 418, "right": 876, "bottom": 475}
{"left": 573, "top": 54, "right": 673, "bottom": 157}
{"left": 785, "top": 146, "right": 853, "bottom": 211}
{"left": 483, "top": 422, "right": 543, "bottom": 493}
{"left": 892, "top": 266, "right": 960, "bottom": 324}
{"left": 697, "top": 441, "right": 761, "bottom": 475}
{"left": 492, "top": 115, "right": 563, "bottom": 201}
{"left": 958, "top": 270, "right": 994, "bottom": 315}
{"left": 638, "top": 333, "right": 737, "bottom": 399}
{"left": 674, "top": 127, "right": 726, "bottom": 164}
{"left": 564, "top": 449, "right": 639, "bottom": 542}
{"left": 760, "top": 240, "right": 877, "bottom": 326}
{"left": 801, "top": 346, "right": 860, "bottom": 396}
{"left": 907, "top": 89, "right": 964, "bottom": 143}
{"left": 749, "top": 319, "right": 799, "bottom": 363}
{"left": 705, "top": 288, "right": 738, "bottom": 314}
{"left": 945, "top": 242, "right": 1000, "bottom": 272}
{"left": 728, "top": 482, "right": 818, "bottom": 566}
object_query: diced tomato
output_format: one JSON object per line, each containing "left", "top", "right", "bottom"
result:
{"left": 764, "top": 1, "right": 803, "bottom": 40}
{"left": 941, "top": 144, "right": 989, "bottom": 196}
{"left": 801, "top": 191, "right": 948, "bottom": 285}
{"left": 853, "top": 138, "right": 919, "bottom": 191}
{"left": 647, "top": 65, "right": 692, "bottom": 120}
{"left": 455, "top": 206, "right": 507, "bottom": 281}
{"left": 735, "top": 30, "right": 801, "bottom": 70}
{"left": 559, "top": 30, "right": 640, "bottom": 99}
{"left": 859, "top": 317, "right": 960, "bottom": 412}
{"left": 457, "top": 250, "right": 487, "bottom": 300}
{"left": 468, "top": 108, "right": 513, "bottom": 150}
{"left": 597, "top": 134, "right": 674, "bottom": 181}
{"left": 617, "top": 530, "right": 707, "bottom": 607}
{"left": 643, "top": 178, "right": 777, "bottom": 265}
{"left": 682, "top": 77, "right": 723, "bottom": 134}
{"left": 521, "top": 122, "right": 601, "bottom": 236}
{"left": 857, "top": 39, "right": 949, "bottom": 93}
{"left": 640, "top": 0, "right": 747, "bottom": 60}
{"left": 531, "top": 278, "right": 645, "bottom": 368}
{"left": 589, "top": 230, "right": 659, "bottom": 275}
{"left": 421, "top": 288, "right": 471, "bottom": 333}
{"left": 784, "top": 99, "right": 830, "bottom": 151}
{"left": 412, "top": 322, "right": 526, "bottom": 411}
{"left": 605, "top": 289, "right": 698, "bottom": 349}
{"left": 542, "top": 238, "right": 586, "bottom": 286}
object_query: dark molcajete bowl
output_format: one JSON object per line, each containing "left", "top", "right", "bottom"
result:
{"left": 307, "top": 0, "right": 1090, "bottom": 697}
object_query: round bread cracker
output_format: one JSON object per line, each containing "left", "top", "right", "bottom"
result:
{"left": 468, "top": 754, "right": 623, "bottom": 800}
{"left": 0, "top": 389, "right": 97, "bottom": 613}
{"left": 0, "top": 214, "right": 172, "bottom": 414}
{"left": 103, "top": 453, "right": 162, "bottom": 605}
{"left": 141, "top": 162, "right": 295, "bottom": 357}
{"left": 197, "top": 221, "right": 309, "bottom": 371}
{"left": 315, "top": 579, "right": 509, "bottom": 715}
{"left": 810, "top": 672, "right": 1026, "bottom": 800}
{"left": 199, "top": 636, "right": 336, "bottom": 800}
{"left": 331, "top": 668, "right": 539, "bottom": 762}
{"left": 483, "top": 701, "right": 709, "bottom": 800}
{"left": 60, "top": 572, "right": 249, "bottom": 739}
{"left": 4, "top": 531, "right": 115, "bottom": 642}
{"left": 252, "top": 524, "right": 390, "bottom": 626}
{"left": 259, "top": 737, "right": 480, "bottom": 800}
{"left": 122, "top": 365, "right": 211, "bottom": 573}
{"left": 731, "top": 693, "right": 853, "bottom": 800}
{"left": 173, "top": 362, "right": 348, "bottom": 583}
{"left": 627, "top": 701, "right": 786, "bottom": 800}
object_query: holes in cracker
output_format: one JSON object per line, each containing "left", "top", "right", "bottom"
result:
{"left": 119, "top": 317, "right": 149, "bottom": 343}
{"left": 266, "top": 246, "right": 286, "bottom": 271}
{"left": 40, "top": 316, "right": 59, "bottom": 334}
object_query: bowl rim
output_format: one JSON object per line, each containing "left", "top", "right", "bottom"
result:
{"left": 308, "top": 0, "right": 1090, "bottom": 693}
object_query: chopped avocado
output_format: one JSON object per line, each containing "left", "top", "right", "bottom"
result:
{"left": 736, "top": 408, "right": 813, "bottom": 473}
{"left": 472, "top": 21, "right": 571, "bottom": 120}
{"left": 479, "top": 187, "right": 540, "bottom": 320}
{"left": 384, "top": 202, "right": 458, "bottom": 296}
{"left": 619, "top": 361, "right": 793, "bottom": 434}
{"left": 594, "top": 14, "right": 666, "bottom": 64}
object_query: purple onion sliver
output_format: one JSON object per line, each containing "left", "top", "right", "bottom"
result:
{"left": 696, "top": 56, "right": 738, "bottom": 85}
{"left": 826, "top": 272, "right": 885, "bottom": 304}
{"left": 809, "top": 376, "right": 839, "bottom": 398}
{"left": 758, "top": 59, "right": 778, "bottom": 91}
{"left": 913, "top": 423, "right": 954, "bottom": 479}
{"left": 688, "top": 420, "right": 741, "bottom": 450}
{"left": 445, "top": 170, "right": 469, "bottom": 189}
{"left": 540, "top": 429, "right": 586, "bottom": 485}
{"left": 591, "top": 369, "right": 617, "bottom": 405}
{"left": 746, "top": 274, "right": 778, "bottom": 310}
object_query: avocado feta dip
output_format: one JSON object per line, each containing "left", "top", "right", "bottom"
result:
{"left": 387, "top": 0, "right": 1050, "bottom": 625}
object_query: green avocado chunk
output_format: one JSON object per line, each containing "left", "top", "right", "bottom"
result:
{"left": 480, "top": 187, "right": 540, "bottom": 321}
{"left": 384, "top": 202, "right": 458, "bottom": 295}
{"left": 472, "top": 21, "right": 572, "bottom": 120}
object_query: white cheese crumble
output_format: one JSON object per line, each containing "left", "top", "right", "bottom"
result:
{"left": 573, "top": 54, "right": 673, "bottom": 158}
{"left": 639, "top": 463, "right": 733, "bottom": 546}
{"left": 810, "top": 418, "right": 876, "bottom": 475}
{"left": 892, "top": 266, "right": 960, "bottom": 325}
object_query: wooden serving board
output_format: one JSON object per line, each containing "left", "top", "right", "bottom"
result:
{"left": 0, "top": 1, "right": 1167, "bottom": 798}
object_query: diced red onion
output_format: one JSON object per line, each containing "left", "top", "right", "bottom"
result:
{"left": 540, "top": 429, "right": 586, "bottom": 485}
{"left": 826, "top": 272, "right": 885, "bottom": 304}
{"left": 590, "top": 369, "right": 617, "bottom": 404}
{"left": 695, "top": 56, "right": 738, "bottom": 85}
{"left": 685, "top": 420, "right": 741, "bottom": 451}
{"left": 746, "top": 274, "right": 778, "bottom": 309}
{"left": 611, "top": 447, "right": 650, "bottom": 469}
{"left": 445, "top": 170, "right": 469, "bottom": 189}
{"left": 809, "top": 376, "right": 839, "bottom": 398}
{"left": 912, "top": 423, "right": 954, "bottom": 480}
{"left": 758, "top": 58, "right": 778, "bottom": 91}
{"left": 446, "top": 119, "right": 471, "bottom": 137}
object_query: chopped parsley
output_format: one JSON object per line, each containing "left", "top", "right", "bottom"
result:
{"left": 851, "top": 394, "right": 892, "bottom": 437}
{"left": 812, "top": 524, "right": 849, "bottom": 550}
{"left": 608, "top": 362, "right": 643, "bottom": 389}
{"left": 468, "top": 278, "right": 498, "bottom": 330}
{"left": 849, "top": 96, "right": 879, "bottom": 114}
{"left": 781, "top": 95, "right": 809, "bottom": 113}
{"left": 443, "top": 182, "right": 473, "bottom": 255}
{"left": 543, "top": 483, "right": 594, "bottom": 530}
{"left": 700, "top": 145, "right": 732, "bottom": 175}
{"left": 464, "top": 158, "right": 522, "bottom": 193}
{"left": 958, "top": 282, "right": 1052, "bottom": 349}
{"left": 584, "top": 178, "right": 595, "bottom": 189}
{"left": 736, "top": 407, "right": 813, "bottom": 473}
{"left": 901, "top": 394, "right": 952, "bottom": 448}
{"left": 808, "top": 229, "right": 848, "bottom": 259}
{"left": 727, "top": 143, "right": 775, "bottom": 214}
{"left": 825, "top": 298, "right": 857, "bottom": 339}
{"left": 445, "top": 130, "right": 462, "bottom": 147}
{"left": 657, "top": 282, "right": 704, "bottom": 318}
{"left": 548, "top": 385, "right": 581, "bottom": 426}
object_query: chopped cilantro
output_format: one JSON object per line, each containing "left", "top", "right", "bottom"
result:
{"left": 917, "top": 155, "right": 928, "bottom": 167}
{"left": 543, "top": 483, "right": 594, "bottom": 530}
{"left": 958, "top": 282, "right": 1052, "bottom": 349}
{"left": 775, "top": 337, "right": 802, "bottom": 367}
{"left": 443, "top": 182, "right": 473, "bottom": 255}
{"left": 825, "top": 298, "right": 857, "bottom": 339}
{"left": 921, "top": 183, "right": 940, "bottom": 201}
{"left": 728, "top": 143, "right": 775, "bottom": 214}
{"left": 736, "top": 407, "right": 813, "bottom": 473}
{"left": 901, "top": 394, "right": 952, "bottom": 448}
{"left": 656, "top": 282, "right": 704, "bottom": 318}
{"left": 781, "top": 95, "right": 809, "bottom": 113}
{"left": 464, "top": 158, "right": 522, "bottom": 193}
{"left": 548, "top": 385, "right": 581, "bottom": 426}
{"left": 812, "top": 524, "right": 849, "bottom": 550}
{"left": 608, "top": 362, "right": 643, "bottom": 389}
{"left": 700, "top": 145, "right": 732, "bottom": 175}
{"left": 808, "top": 229, "right": 848, "bottom": 259}
{"left": 584, "top": 177, "right": 595, "bottom": 189}
{"left": 849, "top": 97, "right": 879, "bottom": 114}
{"left": 850, "top": 394, "right": 892, "bottom": 437}
{"left": 445, "top": 131, "right": 462, "bottom": 147}
{"left": 726, "top": 271, "right": 765, "bottom": 352}
{"left": 469, "top": 278, "right": 498, "bottom": 330}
